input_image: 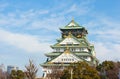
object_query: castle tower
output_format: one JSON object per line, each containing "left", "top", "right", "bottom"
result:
{"left": 41, "top": 19, "right": 99, "bottom": 78}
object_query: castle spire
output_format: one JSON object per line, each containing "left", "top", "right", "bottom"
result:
{"left": 72, "top": 17, "right": 74, "bottom": 22}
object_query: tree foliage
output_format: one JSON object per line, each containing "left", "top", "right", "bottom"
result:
{"left": 10, "top": 70, "right": 25, "bottom": 79}
{"left": 61, "top": 62, "right": 100, "bottom": 79}
{"left": 60, "top": 69, "right": 70, "bottom": 79}
{"left": 96, "top": 60, "right": 119, "bottom": 79}
{"left": 25, "top": 59, "right": 38, "bottom": 79}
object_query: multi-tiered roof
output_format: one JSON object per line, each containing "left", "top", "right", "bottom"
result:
{"left": 41, "top": 19, "right": 98, "bottom": 68}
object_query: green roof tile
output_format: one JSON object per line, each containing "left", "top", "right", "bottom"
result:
{"left": 60, "top": 19, "right": 84, "bottom": 30}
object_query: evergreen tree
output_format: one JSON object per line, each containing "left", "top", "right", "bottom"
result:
{"left": 61, "top": 62, "right": 100, "bottom": 79}
{"left": 10, "top": 70, "right": 25, "bottom": 79}
{"left": 96, "top": 60, "right": 119, "bottom": 79}
{"left": 17, "top": 70, "right": 25, "bottom": 79}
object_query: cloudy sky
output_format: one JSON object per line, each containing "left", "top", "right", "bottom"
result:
{"left": 0, "top": 0, "right": 120, "bottom": 76}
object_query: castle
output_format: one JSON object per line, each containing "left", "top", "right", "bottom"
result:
{"left": 41, "top": 19, "right": 99, "bottom": 78}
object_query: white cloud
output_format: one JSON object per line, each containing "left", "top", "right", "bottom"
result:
{"left": 85, "top": 15, "right": 120, "bottom": 61}
{"left": 19, "top": 9, "right": 49, "bottom": 18}
{"left": 96, "top": 30, "right": 120, "bottom": 42}
{"left": 29, "top": 16, "right": 66, "bottom": 31}
{"left": 58, "top": 3, "right": 91, "bottom": 17}
{"left": 95, "top": 42, "right": 110, "bottom": 56}
{"left": 0, "top": 9, "right": 49, "bottom": 28}
{"left": 94, "top": 41, "right": 120, "bottom": 61}
{"left": 0, "top": 54, "right": 10, "bottom": 60}
{"left": 0, "top": 1, "right": 92, "bottom": 32}
{"left": 0, "top": 29, "right": 52, "bottom": 53}
{"left": 94, "top": 43, "right": 109, "bottom": 61}
{"left": 85, "top": 14, "right": 120, "bottom": 42}
{"left": 0, "top": 0, "right": 119, "bottom": 62}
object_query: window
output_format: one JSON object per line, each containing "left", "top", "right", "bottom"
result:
{"left": 61, "top": 58, "right": 74, "bottom": 61}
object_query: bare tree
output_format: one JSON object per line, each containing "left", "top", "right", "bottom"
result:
{"left": 25, "top": 59, "right": 38, "bottom": 79}
{"left": 47, "top": 65, "right": 64, "bottom": 79}
{"left": 0, "top": 64, "right": 7, "bottom": 79}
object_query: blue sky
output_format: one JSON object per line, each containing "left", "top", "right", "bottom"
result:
{"left": 0, "top": 0, "right": 120, "bottom": 76}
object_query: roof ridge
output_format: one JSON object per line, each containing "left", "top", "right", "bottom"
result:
{"left": 46, "top": 48, "right": 82, "bottom": 64}
{"left": 66, "top": 19, "right": 80, "bottom": 27}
